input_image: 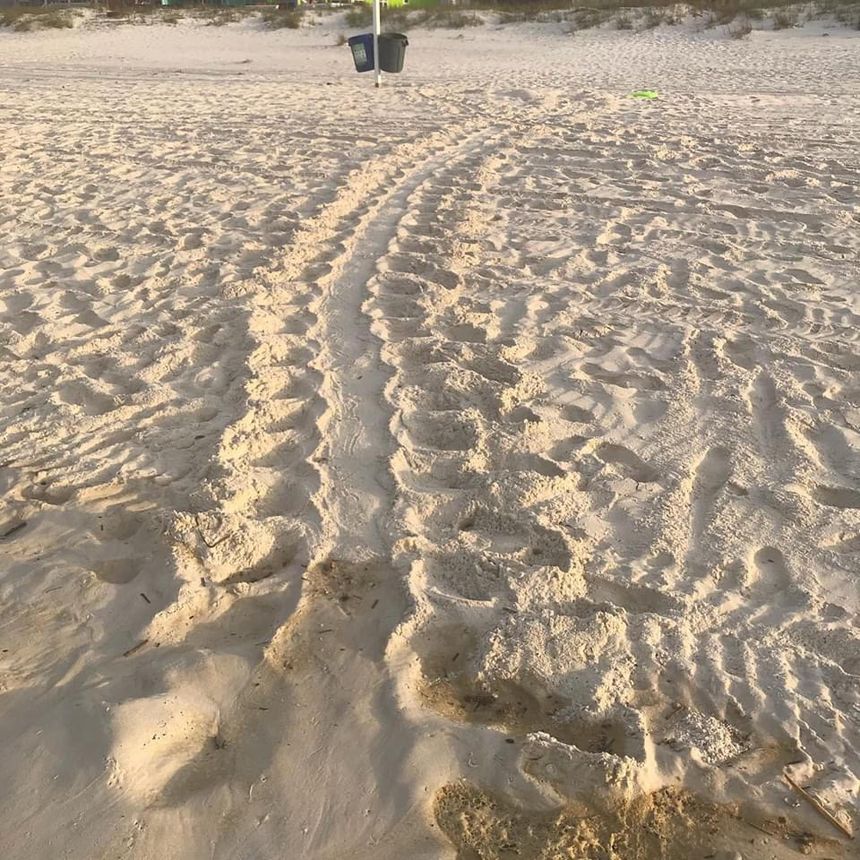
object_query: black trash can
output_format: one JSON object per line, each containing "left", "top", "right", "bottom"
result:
{"left": 378, "top": 32, "right": 408, "bottom": 73}
{"left": 348, "top": 33, "right": 375, "bottom": 73}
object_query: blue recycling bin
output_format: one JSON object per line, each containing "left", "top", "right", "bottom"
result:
{"left": 348, "top": 33, "right": 375, "bottom": 73}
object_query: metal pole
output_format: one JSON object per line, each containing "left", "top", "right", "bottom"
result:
{"left": 373, "top": 0, "right": 381, "bottom": 88}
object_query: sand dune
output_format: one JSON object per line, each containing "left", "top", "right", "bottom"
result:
{"left": 1, "top": 13, "right": 858, "bottom": 859}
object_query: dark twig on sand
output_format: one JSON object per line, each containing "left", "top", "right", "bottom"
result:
{"left": 122, "top": 639, "right": 149, "bottom": 657}
{"left": 784, "top": 771, "right": 854, "bottom": 840}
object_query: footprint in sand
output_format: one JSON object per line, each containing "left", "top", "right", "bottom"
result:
{"left": 93, "top": 558, "right": 140, "bottom": 585}
{"left": 695, "top": 446, "right": 732, "bottom": 491}
{"left": 7, "top": 311, "right": 42, "bottom": 336}
{"left": 558, "top": 403, "right": 593, "bottom": 424}
{"left": 751, "top": 546, "right": 792, "bottom": 592}
{"left": 583, "top": 363, "right": 666, "bottom": 392}
{"left": 595, "top": 443, "right": 659, "bottom": 484}
{"left": 748, "top": 372, "right": 789, "bottom": 459}
{"left": 444, "top": 323, "right": 487, "bottom": 344}
{"left": 23, "top": 483, "right": 76, "bottom": 506}
{"left": 403, "top": 413, "right": 479, "bottom": 452}
{"left": 589, "top": 576, "right": 682, "bottom": 617}
{"left": 690, "top": 446, "right": 732, "bottom": 542}
{"left": 722, "top": 334, "right": 757, "bottom": 371}
{"left": 0, "top": 518, "right": 28, "bottom": 540}
{"left": 57, "top": 382, "right": 116, "bottom": 416}
{"left": 812, "top": 485, "right": 860, "bottom": 510}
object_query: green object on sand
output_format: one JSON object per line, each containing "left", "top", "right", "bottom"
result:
{"left": 631, "top": 90, "right": 659, "bottom": 100}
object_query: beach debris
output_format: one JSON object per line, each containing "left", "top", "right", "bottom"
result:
{"left": 122, "top": 639, "right": 149, "bottom": 658}
{"left": 631, "top": 89, "right": 659, "bottom": 100}
{"left": 139, "top": 592, "right": 151, "bottom": 604}
{"left": 783, "top": 771, "right": 854, "bottom": 840}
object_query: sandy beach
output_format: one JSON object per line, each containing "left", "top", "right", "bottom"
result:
{"left": 1, "top": 9, "right": 859, "bottom": 858}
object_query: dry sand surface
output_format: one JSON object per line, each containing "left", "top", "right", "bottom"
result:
{"left": 1, "top": 12, "right": 859, "bottom": 859}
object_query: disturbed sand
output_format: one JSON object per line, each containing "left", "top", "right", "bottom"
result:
{"left": 0, "top": 12, "right": 859, "bottom": 859}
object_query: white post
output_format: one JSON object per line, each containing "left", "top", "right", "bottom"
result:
{"left": 372, "top": 0, "right": 381, "bottom": 88}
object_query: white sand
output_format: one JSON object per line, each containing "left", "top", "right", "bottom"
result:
{"left": 1, "top": 11, "right": 859, "bottom": 859}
